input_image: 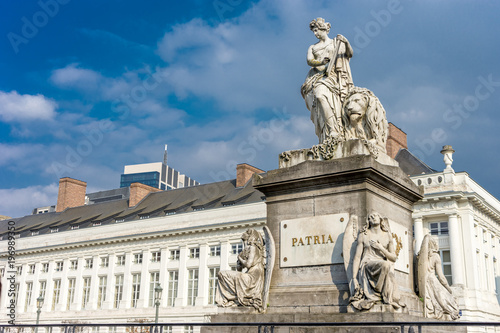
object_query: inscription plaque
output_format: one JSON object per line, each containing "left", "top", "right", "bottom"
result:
{"left": 280, "top": 213, "right": 349, "bottom": 267}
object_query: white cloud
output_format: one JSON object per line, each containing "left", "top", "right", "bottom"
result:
{"left": 155, "top": 1, "right": 315, "bottom": 112}
{"left": 0, "top": 184, "right": 59, "bottom": 218}
{"left": 51, "top": 63, "right": 103, "bottom": 91}
{"left": 0, "top": 91, "right": 57, "bottom": 122}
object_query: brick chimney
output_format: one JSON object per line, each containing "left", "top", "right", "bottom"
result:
{"left": 129, "top": 182, "right": 161, "bottom": 207}
{"left": 56, "top": 177, "right": 87, "bottom": 212}
{"left": 236, "top": 163, "right": 264, "bottom": 187}
{"left": 386, "top": 123, "right": 408, "bottom": 159}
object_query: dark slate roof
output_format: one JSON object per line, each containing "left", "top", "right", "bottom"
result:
{"left": 87, "top": 187, "right": 130, "bottom": 204}
{"left": 395, "top": 148, "right": 436, "bottom": 176}
{"left": 0, "top": 180, "right": 264, "bottom": 239}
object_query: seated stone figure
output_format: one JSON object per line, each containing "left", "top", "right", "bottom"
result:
{"left": 418, "top": 234, "right": 460, "bottom": 320}
{"left": 216, "top": 229, "right": 265, "bottom": 312}
{"left": 350, "top": 212, "right": 405, "bottom": 310}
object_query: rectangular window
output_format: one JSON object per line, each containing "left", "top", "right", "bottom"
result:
{"left": 52, "top": 280, "right": 61, "bottom": 311}
{"left": 67, "top": 278, "right": 76, "bottom": 310}
{"left": 133, "top": 253, "right": 143, "bottom": 264}
{"left": 477, "top": 251, "right": 482, "bottom": 288}
{"left": 430, "top": 222, "right": 449, "bottom": 236}
{"left": 25, "top": 282, "right": 33, "bottom": 312}
{"left": 189, "top": 248, "right": 200, "bottom": 259}
{"left": 50, "top": 227, "right": 58, "bottom": 233}
{"left": 98, "top": 276, "right": 107, "bottom": 309}
{"left": 13, "top": 283, "right": 19, "bottom": 305}
{"left": 439, "top": 250, "right": 452, "bottom": 286}
{"left": 28, "top": 264, "right": 35, "bottom": 274}
{"left": 31, "top": 230, "right": 39, "bottom": 236}
{"left": 208, "top": 267, "right": 220, "bottom": 304}
{"left": 55, "top": 261, "right": 64, "bottom": 271}
{"left": 187, "top": 269, "right": 199, "bottom": 306}
{"left": 39, "top": 281, "right": 47, "bottom": 299}
{"left": 184, "top": 326, "right": 193, "bottom": 333}
{"left": 100, "top": 257, "right": 109, "bottom": 268}
{"left": 151, "top": 251, "right": 161, "bottom": 262}
{"left": 231, "top": 243, "right": 243, "bottom": 254}
{"left": 82, "top": 277, "right": 91, "bottom": 309}
{"left": 210, "top": 245, "right": 221, "bottom": 257}
{"left": 149, "top": 272, "right": 160, "bottom": 307}
{"left": 42, "top": 263, "right": 49, "bottom": 273}
{"left": 485, "top": 256, "right": 491, "bottom": 290}
{"left": 16, "top": 266, "right": 22, "bottom": 275}
{"left": 167, "top": 271, "right": 178, "bottom": 306}
{"left": 85, "top": 258, "right": 93, "bottom": 269}
{"left": 116, "top": 255, "right": 125, "bottom": 266}
{"left": 70, "top": 260, "right": 78, "bottom": 270}
{"left": 169, "top": 249, "right": 180, "bottom": 260}
{"left": 114, "top": 275, "right": 124, "bottom": 308}
{"left": 163, "top": 327, "right": 172, "bottom": 333}
{"left": 131, "top": 273, "right": 141, "bottom": 308}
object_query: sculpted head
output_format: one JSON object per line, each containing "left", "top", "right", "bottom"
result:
{"left": 364, "top": 212, "right": 390, "bottom": 233}
{"left": 345, "top": 92, "right": 368, "bottom": 123}
{"left": 342, "top": 87, "right": 388, "bottom": 150}
{"left": 428, "top": 236, "right": 439, "bottom": 253}
{"left": 243, "top": 229, "right": 264, "bottom": 249}
{"left": 310, "top": 18, "right": 331, "bottom": 34}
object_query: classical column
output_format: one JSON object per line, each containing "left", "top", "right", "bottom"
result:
{"left": 413, "top": 217, "right": 424, "bottom": 255}
{"left": 448, "top": 214, "right": 465, "bottom": 286}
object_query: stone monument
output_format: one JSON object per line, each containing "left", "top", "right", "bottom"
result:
{"left": 206, "top": 18, "right": 463, "bottom": 332}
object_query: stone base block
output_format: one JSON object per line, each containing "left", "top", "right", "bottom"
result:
{"left": 278, "top": 139, "right": 398, "bottom": 169}
{"left": 202, "top": 312, "right": 465, "bottom": 333}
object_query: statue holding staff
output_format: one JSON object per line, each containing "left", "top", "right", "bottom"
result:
{"left": 301, "top": 17, "right": 354, "bottom": 143}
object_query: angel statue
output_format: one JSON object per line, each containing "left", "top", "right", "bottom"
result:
{"left": 417, "top": 234, "right": 460, "bottom": 320}
{"left": 301, "top": 17, "right": 354, "bottom": 143}
{"left": 216, "top": 227, "right": 275, "bottom": 313}
{"left": 348, "top": 212, "right": 405, "bottom": 310}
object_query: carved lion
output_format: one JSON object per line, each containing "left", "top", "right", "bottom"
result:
{"left": 342, "top": 87, "right": 388, "bottom": 153}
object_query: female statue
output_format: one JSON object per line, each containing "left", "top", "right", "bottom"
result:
{"left": 301, "top": 17, "right": 354, "bottom": 143}
{"left": 216, "top": 229, "right": 265, "bottom": 312}
{"left": 418, "top": 234, "right": 460, "bottom": 320}
{"left": 350, "top": 213, "right": 405, "bottom": 310}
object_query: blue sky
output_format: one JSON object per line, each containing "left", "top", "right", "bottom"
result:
{"left": 1, "top": 0, "right": 499, "bottom": 218}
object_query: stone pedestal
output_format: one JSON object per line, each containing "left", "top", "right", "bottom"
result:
{"left": 206, "top": 155, "right": 428, "bottom": 331}
{"left": 253, "top": 155, "right": 423, "bottom": 314}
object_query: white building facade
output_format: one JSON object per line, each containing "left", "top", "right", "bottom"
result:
{"left": 411, "top": 148, "right": 500, "bottom": 325}
{"left": 0, "top": 201, "right": 265, "bottom": 332}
